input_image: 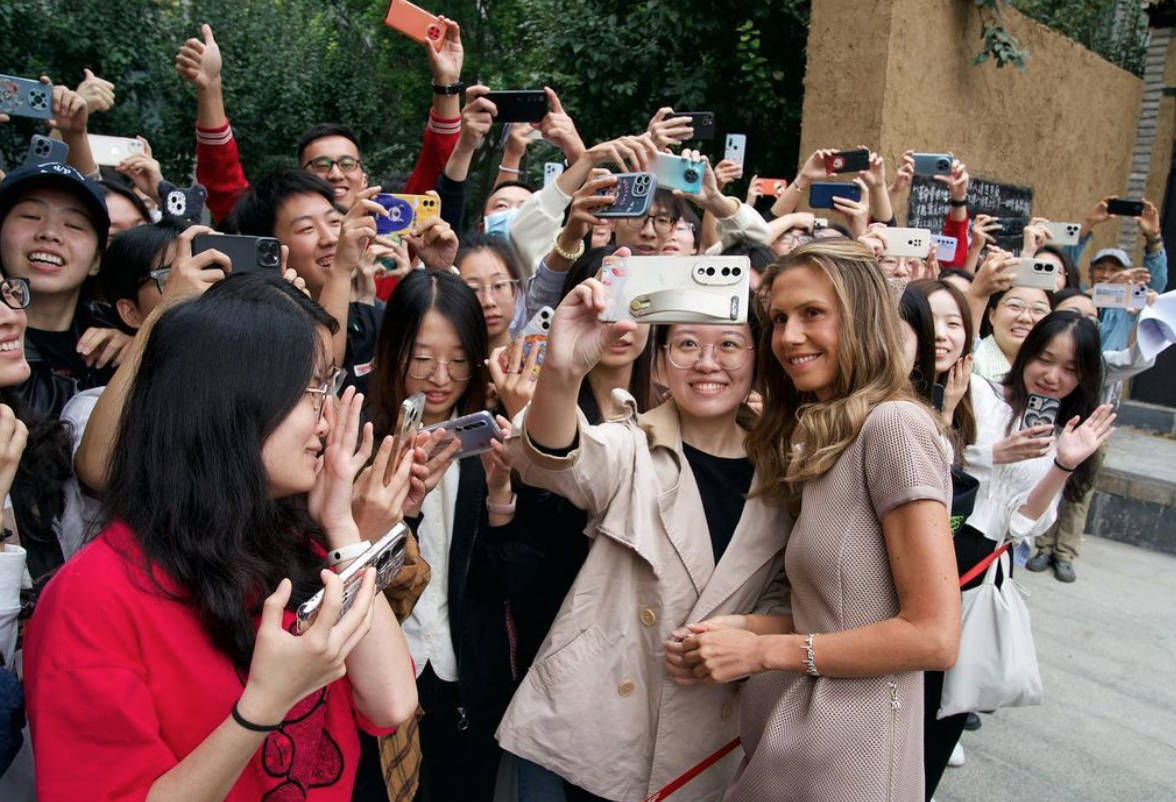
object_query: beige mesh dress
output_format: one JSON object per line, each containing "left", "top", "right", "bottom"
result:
{"left": 727, "top": 402, "right": 951, "bottom": 802}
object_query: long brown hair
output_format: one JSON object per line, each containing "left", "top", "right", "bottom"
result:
{"left": 910, "top": 279, "right": 978, "bottom": 460}
{"left": 748, "top": 240, "right": 929, "bottom": 503}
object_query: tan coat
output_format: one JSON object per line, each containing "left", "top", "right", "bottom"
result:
{"left": 498, "top": 396, "right": 793, "bottom": 802}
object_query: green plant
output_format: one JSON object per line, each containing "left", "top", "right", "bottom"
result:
{"left": 972, "top": 0, "right": 1030, "bottom": 70}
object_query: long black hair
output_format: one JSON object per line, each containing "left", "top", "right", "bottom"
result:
{"left": 101, "top": 274, "right": 339, "bottom": 671}
{"left": 99, "top": 215, "right": 192, "bottom": 306}
{"left": 898, "top": 285, "right": 938, "bottom": 402}
{"left": 910, "top": 279, "right": 978, "bottom": 457}
{"left": 368, "top": 270, "right": 488, "bottom": 438}
{"left": 1003, "top": 310, "right": 1103, "bottom": 501}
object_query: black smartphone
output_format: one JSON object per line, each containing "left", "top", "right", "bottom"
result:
{"left": 932, "top": 383, "right": 945, "bottom": 412}
{"left": 809, "top": 181, "right": 861, "bottom": 209}
{"left": 485, "top": 90, "right": 548, "bottom": 123}
{"left": 192, "top": 234, "right": 282, "bottom": 274}
{"left": 1106, "top": 198, "right": 1144, "bottom": 217}
{"left": 992, "top": 217, "right": 1029, "bottom": 239}
{"left": 824, "top": 149, "right": 870, "bottom": 174}
{"left": 674, "top": 111, "right": 715, "bottom": 140}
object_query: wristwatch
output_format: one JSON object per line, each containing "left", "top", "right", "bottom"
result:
{"left": 433, "top": 82, "right": 464, "bottom": 95}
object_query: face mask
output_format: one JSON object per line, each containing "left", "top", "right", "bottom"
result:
{"left": 482, "top": 208, "right": 519, "bottom": 241}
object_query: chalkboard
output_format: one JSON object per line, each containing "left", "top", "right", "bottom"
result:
{"left": 905, "top": 174, "right": 1033, "bottom": 235}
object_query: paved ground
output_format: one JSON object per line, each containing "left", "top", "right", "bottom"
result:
{"left": 935, "top": 535, "right": 1176, "bottom": 802}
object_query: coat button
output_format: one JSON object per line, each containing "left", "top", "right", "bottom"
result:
{"left": 721, "top": 703, "right": 733, "bottom": 720}
{"left": 639, "top": 607, "right": 657, "bottom": 627}
{"left": 618, "top": 680, "right": 636, "bottom": 697}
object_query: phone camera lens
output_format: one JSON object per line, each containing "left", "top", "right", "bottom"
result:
{"left": 376, "top": 552, "right": 391, "bottom": 570}
{"left": 705, "top": 267, "right": 715, "bottom": 276}
{"left": 721, "top": 267, "right": 730, "bottom": 276}
{"left": 732, "top": 267, "right": 742, "bottom": 276}
{"left": 684, "top": 168, "right": 699, "bottom": 182}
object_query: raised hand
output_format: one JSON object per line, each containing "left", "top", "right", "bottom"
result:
{"left": 46, "top": 79, "right": 88, "bottom": 135}
{"left": 992, "top": 425, "right": 1055, "bottom": 464}
{"left": 335, "top": 187, "right": 384, "bottom": 273}
{"left": 76, "top": 327, "right": 133, "bottom": 370}
{"left": 831, "top": 177, "right": 870, "bottom": 238}
{"left": 116, "top": 140, "right": 164, "bottom": 203}
{"left": 971, "top": 248, "right": 1018, "bottom": 299}
{"left": 174, "top": 24, "right": 222, "bottom": 90}
{"left": 934, "top": 158, "right": 969, "bottom": 204}
{"left": 161, "top": 225, "right": 231, "bottom": 303}
{"left": 646, "top": 107, "right": 693, "bottom": 152}
{"left": 76, "top": 68, "right": 114, "bottom": 114}
{"left": 940, "top": 355, "right": 972, "bottom": 423}
{"left": 1022, "top": 217, "right": 1051, "bottom": 257}
{"left": 584, "top": 133, "right": 658, "bottom": 174}
{"left": 545, "top": 270, "right": 637, "bottom": 379}
{"left": 0, "top": 405, "right": 28, "bottom": 501}
{"left": 859, "top": 147, "right": 887, "bottom": 191}
{"left": 308, "top": 386, "right": 375, "bottom": 539}
{"left": 1138, "top": 199, "right": 1161, "bottom": 240}
{"left": 488, "top": 338, "right": 542, "bottom": 419}
{"left": 712, "top": 158, "right": 742, "bottom": 191}
{"left": 539, "top": 87, "right": 585, "bottom": 162}
{"left": 1055, "top": 405, "right": 1116, "bottom": 470}
{"left": 426, "top": 16, "right": 463, "bottom": 84}
{"left": 353, "top": 431, "right": 417, "bottom": 542}
{"left": 406, "top": 211, "right": 458, "bottom": 271}
{"left": 888, "top": 150, "right": 915, "bottom": 196}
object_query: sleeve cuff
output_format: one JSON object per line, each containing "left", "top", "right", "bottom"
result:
{"left": 195, "top": 121, "right": 233, "bottom": 146}
{"left": 427, "top": 109, "right": 462, "bottom": 136}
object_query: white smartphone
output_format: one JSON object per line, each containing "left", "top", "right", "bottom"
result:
{"left": 1011, "top": 258, "right": 1059, "bottom": 290}
{"left": 1092, "top": 282, "right": 1147, "bottom": 310}
{"left": 1043, "top": 221, "right": 1081, "bottom": 247}
{"left": 599, "top": 254, "right": 751, "bottom": 325}
{"left": 724, "top": 134, "right": 747, "bottom": 172}
{"left": 87, "top": 134, "right": 145, "bottom": 166}
{"left": 543, "top": 162, "right": 564, "bottom": 187}
{"left": 880, "top": 227, "right": 932, "bottom": 259}
{"left": 295, "top": 524, "right": 409, "bottom": 634}
{"left": 931, "top": 234, "right": 958, "bottom": 262}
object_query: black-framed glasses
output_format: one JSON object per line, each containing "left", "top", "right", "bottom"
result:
{"left": 0, "top": 278, "right": 30, "bottom": 310}
{"left": 408, "top": 354, "right": 471, "bottom": 382}
{"left": 140, "top": 267, "right": 171, "bottom": 294}
{"left": 304, "top": 366, "right": 348, "bottom": 421}
{"left": 617, "top": 214, "right": 676, "bottom": 235}
{"left": 663, "top": 336, "right": 754, "bottom": 371}
{"left": 464, "top": 279, "right": 519, "bottom": 300}
{"left": 303, "top": 156, "right": 364, "bottom": 175}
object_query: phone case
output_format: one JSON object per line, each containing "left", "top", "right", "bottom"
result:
{"left": 724, "top": 134, "right": 747, "bottom": 170}
{"left": 753, "top": 178, "right": 787, "bottom": 197}
{"left": 1106, "top": 198, "right": 1144, "bottom": 217}
{"left": 23, "top": 135, "right": 68, "bottom": 166}
{"left": 383, "top": 0, "right": 445, "bottom": 51}
{"left": 1011, "top": 258, "right": 1058, "bottom": 290}
{"left": 1043, "top": 221, "right": 1081, "bottom": 247}
{"left": 1021, "top": 394, "right": 1060, "bottom": 430}
{"left": 880, "top": 227, "right": 932, "bottom": 259}
{"left": 596, "top": 172, "right": 657, "bottom": 218}
{"left": 808, "top": 181, "right": 861, "bottom": 209}
{"left": 931, "top": 234, "right": 958, "bottom": 263}
{"left": 295, "top": 524, "right": 409, "bottom": 633}
{"left": 1092, "top": 282, "right": 1148, "bottom": 310}
{"left": 0, "top": 74, "right": 52, "bottom": 120}
{"left": 993, "top": 217, "right": 1029, "bottom": 239}
{"left": 543, "top": 162, "right": 564, "bottom": 187}
{"left": 824, "top": 149, "right": 869, "bottom": 175}
{"left": 676, "top": 111, "right": 715, "bottom": 140}
{"left": 373, "top": 193, "right": 440, "bottom": 236}
{"left": 653, "top": 152, "right": 704, "bottom": 194}
{"left": 391, "top": 393, "right": 425, "bottom": 473}
{"left": 518, "top": 306, "right": 553, "bottom": 365}
{"left": 423, "top": 411, "right": 501, "bottom": 459}
{"left": 599, "top": 254, "right": 751, "bottom": 325}
{"left": 911, "top": 152, "right": 953, "bottom": 176}
{"left": 484, "top": 90, "right": 548, "bottom": 123}
{"left": 192, "top": 234, "right": 281, "bottom": 273}
{"left": 87, "top": 134, "right": 145, "bottom": 167}
{"left": 163, "top": 184, "right": 208, "bottom": 222}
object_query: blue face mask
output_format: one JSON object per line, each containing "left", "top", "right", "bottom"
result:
{"left": 482, "top": 208, "right": 518, "bottom": 240}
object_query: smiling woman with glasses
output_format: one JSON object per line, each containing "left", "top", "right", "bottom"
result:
{"left": 975, "top": 286, "right": 1054, "bottom": 382}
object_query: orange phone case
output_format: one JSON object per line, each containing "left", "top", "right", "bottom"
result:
{"left": 754, "top": 178, "right": 788, "bottom": 197}
{"left": 384, "top": 0, "right": 445, "bottom": 51}
{"left": 395, "top": 194, "right": 440, "bottom": 235}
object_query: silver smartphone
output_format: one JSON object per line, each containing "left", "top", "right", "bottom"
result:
{"left": 295, "top": 523, "right": 409, "bottom": 634}
{"left": 422, "top": 410, "right": 501, "bottom": 459}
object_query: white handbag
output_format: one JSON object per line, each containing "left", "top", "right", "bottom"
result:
{"left": 938, "top": 547, "right": 1043, "bottom": 718}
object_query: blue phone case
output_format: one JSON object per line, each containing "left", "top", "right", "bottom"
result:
{"left": 911, "top": 152, "right": 953, "bottom": 176}
{"left": 654, "top": 153, "right": 704, "bottom": 194}
{"left": 0, "top": 75, "right": 52, "bottom": 120}
{"left": 596, "top": 173, "right": 657, "bottom": 217}
{"left": 809, "top": 182, "right": 861, "bottom": 209}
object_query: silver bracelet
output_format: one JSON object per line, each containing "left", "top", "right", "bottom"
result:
{"left": 803, "top": 633, "right": 820, "bottom": 677}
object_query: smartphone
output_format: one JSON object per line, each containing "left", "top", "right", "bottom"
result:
{"left": 0, "top": 74, "right": 52, "bottom": 120}
{"left": 163, "top": 185, "right": 208, "bottom": 221}
{"left": 1011, "top": 257, "right": 1059, "bottom": 290}
{"left": 932, "top": 383, "right": 945, "bottom": 412}
{"left": 383, "top": 0, "right": 445, "bottom": 51}
{"left": 295, "top": 523, "right": 410, "bottom": 634}
{"left": 595, "top": 172, "right": 657, "bottom": 218}
{"left": 25, "top": 134, "right": 68, "bottom": 165}
{"left": 192, "top": 234, "right": 281, "bottom": 273}
{"left": 599, "top": 254, "right": 751, "bottom": 325}
{"left": 484, "top": 90, "right": 548, "bottom": 123}
{"left": 992, "top": 217, "right": 1029, "bottom": 239}
{"left": 675, "top": 111, "right": 715, "bottom": 140}
{"left": 724, "top": 134, "right": 747, "bottom": 172}
{"left": 880, "top": 227, "right": 932, "bottom": 259}
{"left": 1092, "top": 282, "right": 1148, "bottom": 310}
{"left": 422, "top": 411, "right": 501, "bottom": 459}
{"left": 753, "top": 178, "right": 787, "bottom": 197}
{"left": 808, "top": 181, "right": 861, "bottom": 209}
{"left": 87, "top": 134, "right": 145, "bottom": 167}
{"left": 543, "top": 162, "right": 564, "bottom": 187}
{"left": 519, "top": 305, "right": 553, "bottom": 365}
{"left": 1106, "top": 198, "right": 1144, "bottom": 217}
{"left": 813, "top": 217, "right": 829, "bottom": 230}
{"left": 911, "top": 152, "right": 953, "bottom": 176}
{"left": 1021, "top": 393, "right": 1060, "bottom": 431}
{"left": 653, "top": 152, "right": 704, "bottom": 194}
{"left": 373, "top": 193, "right": 440, "bottom": 236}
{"left": 824, "top": 148, "right": 869, "bottom": 175}
{"left": 931, "top": 234, "right": 958, "bottom": 263}
{"left": 390, "top": 393, "right": 425, "bottom": 477}
{"left": 1043, "top": 221, "right": 1081, "bottom": 247}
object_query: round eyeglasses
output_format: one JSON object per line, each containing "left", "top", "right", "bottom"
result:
{"left": 0, "top": 278, "right": 31, "bottom": 311}
{"left": 465, "top": 279, "right": 519, "bottom": 300}
{"left": 663, "top": 336, "right": 754, "bottom": 371}
{"left": 408, "top": 354, "right": 471, "bottom": 382}
{"left": 304, "top": 366, "right": 348, "bottom": 421}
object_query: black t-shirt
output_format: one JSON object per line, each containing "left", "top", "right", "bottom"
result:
{"left": 19, "top": 302, "right": 120, "bottom": 417}
{"left": 344, "top": 301, "right": 382, "bottom": 397}
{"left": 682, "top": 443, "right": 754, "bottom": 563}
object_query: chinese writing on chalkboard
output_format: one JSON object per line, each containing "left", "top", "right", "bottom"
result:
{"left": 906, "top": 175, "right": 1033, "bottom": 232}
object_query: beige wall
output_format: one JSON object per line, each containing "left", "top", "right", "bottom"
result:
{"left": 800, "top": 0, "right": 1144, "bottom": 276}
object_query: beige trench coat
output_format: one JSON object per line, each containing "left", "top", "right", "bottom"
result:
{"left": 498, "top": 395, "right": 793, "bottom": 802}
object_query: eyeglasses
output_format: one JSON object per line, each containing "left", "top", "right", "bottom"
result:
{"left": 1001, "top": 299, "right": 1051, "bottom": 318}
{"left": 303, "top": 156, "right": 364, "bottom": 175}
{"left": 464, "top": 279, "right": 519, "bottom": 300}
{"left": 142, "top": 267, "right": 171, "bottom": 294}
{"left": 304, "top": 366, "right": 347, "bottom": 422}
{"left": 0, "top": 278, "right": 30, "bottom": 310}
{"left": 617, "top": 214, "right": 676, "bottom": 235}
{"left": 663, "top": 336, "right": 754, "bottom": 371}
{"left": 409, "top": 354, "right": 471, "bottom": 381}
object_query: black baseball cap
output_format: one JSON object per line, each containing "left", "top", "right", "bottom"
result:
{"left": 0, "top": 161, "right": 111, "bottom": 250}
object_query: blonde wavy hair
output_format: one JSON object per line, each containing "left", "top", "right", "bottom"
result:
{"left": 748, "top": 239, "right": 925, "bottom": 504}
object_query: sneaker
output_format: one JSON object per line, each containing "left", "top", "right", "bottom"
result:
{"left": 948, "top": 741, "right": 966, "bottom": 767}
{"left": 963, "top": 711, "right": 982, "bottom": 731}
{"left": 1025, "top": 551, "right": 1052, "bottom": 572}
{"left": 1053, "top": 559, "right": 1077, "bottom": 583}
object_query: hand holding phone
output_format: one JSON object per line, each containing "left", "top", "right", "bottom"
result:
{"left": 599, "top": 254, "right": 751, "bottom": 324}
{"left": 808, "top": 181, "right": 861, "bottom": 210}
{"left": 880, "top": 227, "right": 932, "bottom": 259}
{"left": 724, "top": 134, "right": 747, "bottom": 174}
{"left": 383, "top": 0, "right": 446, "bottom": 51}
{"left": 1021, "top": 394, "right": 1060, "bottom": 431}
{"left": 674, "top": 111, "right": 715, "bottom": 140}
{"left": 753, "top": 178, "right": 787, "bottom": 197}
{"left": 1011, "top": 258, "right": 1059, "bottom": 290}
{"left": 192, "top": 233, "right": 281, "bottom": 273}
{"left": 1092, "top": 282, "right": 1148, "bottom": 309}
{"left": 422, "top": 411, "right": 502, "bottom": 459}
{"left": 0, "top": 74, "right": 52, "bottom": 120}
{"left": 88, "top": 134, "right": 145, "bottom": 167}
{"left": 1106, "top": 198, "right": 1144, "bottom": 217}
{"left": 483, "top": 90, "right": 548, "bottom": 123}
{"left": 654, "top": 152, "right": 705, "bottom": 194}
{"left": 824, "top": 148, "right": 870, "bottom": 175}
{"left": 911, "top": 152, "right": 953, "bottom": 176}
{"left": 595, "top": 173, "right": 658, "bottom": 217}
{"left": 295, "top": 525, "right": 409, "bottom": 633}
{"left": 373, "top": 194, "right": 441, "bottom": 236}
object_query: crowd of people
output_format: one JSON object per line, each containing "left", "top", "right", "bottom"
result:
{"left": 0, "top": 12, "right": 1170, "bottom": 802}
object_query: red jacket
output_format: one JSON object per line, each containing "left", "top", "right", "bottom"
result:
{"left": 940, "top": 211, "right": 969, "bottom": 270}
